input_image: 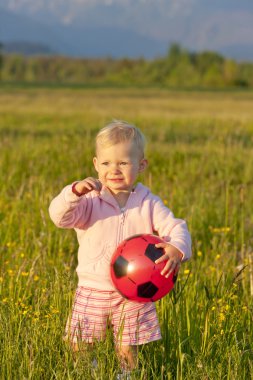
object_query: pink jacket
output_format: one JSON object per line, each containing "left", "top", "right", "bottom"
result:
{"left": 49, "top": 182, "right": 191, "bottom": 290}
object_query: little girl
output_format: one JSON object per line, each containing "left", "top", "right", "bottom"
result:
{"left": 49, "top": 120, "right": 191, "bottom": 378}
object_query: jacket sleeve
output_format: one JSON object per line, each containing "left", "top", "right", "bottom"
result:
{"left": 151, "top": 196, "right": 192, "bottom": 261}
{"left": 48, "top": 184, "right": 93, "bottom": 229}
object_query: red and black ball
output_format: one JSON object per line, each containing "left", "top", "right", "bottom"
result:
{"left": 110, "top": 234, "right": 177, "bottom": 302}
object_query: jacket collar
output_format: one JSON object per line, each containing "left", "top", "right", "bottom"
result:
{"left": 98, "top": 182, "right": 150, "bottom": 209}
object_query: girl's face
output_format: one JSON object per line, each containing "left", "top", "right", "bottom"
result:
{"left": 93, "top": 141, "right": 147, "bottom": 194}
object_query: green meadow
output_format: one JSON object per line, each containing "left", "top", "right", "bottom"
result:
{"left": 1, "top": 87, "right": 253, "bottom": 379}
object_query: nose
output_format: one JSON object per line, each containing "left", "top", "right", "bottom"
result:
{"left": 110, "top": 163, "right": 121, "bottom": 173}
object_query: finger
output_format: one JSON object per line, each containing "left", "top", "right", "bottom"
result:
{"left": 155, "top": 253, "right": 168, "bottom": 265}
{"left": 161, "top": 260, "right": 180, "bottom": 277}
{"left": 155, "top": 243, "right": 166, "bottom": 248}
{"left": 95, "top": 179, "right": 102, "bottom": 192}
{"left": 89, "top": 178, "right": 102, "bottom": 192}
{"left": 82, "top": 180, "right": 94, "bottom": 191}
{"left": 165, "top": 262, "right": 181, "bottom": 278}
{"left": 174, "top": 262, "right": 181, "bottom": 275}
{"left": 85, "top": 178, "right": 100, "bottom": 191}
{"left": 161, "top": 260, "right": 173, "bottom": 276}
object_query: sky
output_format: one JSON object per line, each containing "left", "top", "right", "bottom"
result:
{"left": 1, "top": 0, "right": 253, "bottom": 59}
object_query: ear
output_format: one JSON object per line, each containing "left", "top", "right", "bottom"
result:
{"left": 93, "top": 157, "right": 99, "bottom": 172}
{"left": 139, "top": 158, "right": 148, "bottom": 173}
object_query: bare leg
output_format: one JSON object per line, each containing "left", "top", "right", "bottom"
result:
{"left": 71, "top": 342, "right": 89, "bottom": 352}
{"left": 69, "top": 342, "right": 99, "bottom": 374}
{"left": 116, "top": 345, "right": 138, "bottom": 371}
{"left": 70, "top": 342, "right": 94, "bottom": 362}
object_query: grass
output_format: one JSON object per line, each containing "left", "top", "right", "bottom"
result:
{"left": 0, "top": 86, "right": 253, "bottom": 379}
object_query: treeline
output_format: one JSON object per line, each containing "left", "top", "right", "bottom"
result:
{"left": 1, "top": 44, "right": 253, "bottom": 88}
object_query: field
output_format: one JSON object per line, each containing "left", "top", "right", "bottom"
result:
{"left": 1, "top": 86, "right": 253, "bottom": 379}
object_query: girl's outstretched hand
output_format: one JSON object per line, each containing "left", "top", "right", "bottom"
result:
{"left": 154, "top": 242, "right": 183, "bottom": 278}
{"left": 74, "top": 177, "right": 102, "bottom": 195}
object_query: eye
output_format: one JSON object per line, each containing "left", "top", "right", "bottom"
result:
{"left": 101, "top": 162, "right": 109, "bottom": 166}
{"left": 120, "top": 162, "right": 128, "bottom": 166}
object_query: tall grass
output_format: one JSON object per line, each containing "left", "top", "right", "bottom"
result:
{"left": 1, "top": 87, "right": 253, "bottom": 379}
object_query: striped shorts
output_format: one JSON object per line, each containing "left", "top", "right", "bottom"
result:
{"left": 65, "top": 286, "right": 162, "bottom": 346}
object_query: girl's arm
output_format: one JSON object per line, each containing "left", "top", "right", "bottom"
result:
{"left": 49, "top": 178, "right": 101, "bottom": 229}
{"left": 151, "top": 197, "right": 192, "bottom": 277}
{"left": 151, "top": 197, "right": 192, "bottom": 261}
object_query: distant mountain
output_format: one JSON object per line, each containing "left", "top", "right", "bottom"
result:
{"left": 3, "top": 41, "right": 54, "bottom": 55}
{"left": 1, "top": 1, "right": 253, "bottom": 60}
{"left": 0, "top": 8, "right": 167, "bottom": 58}
{"left": 0, "top": 8, "right": 75, "bottom": 55}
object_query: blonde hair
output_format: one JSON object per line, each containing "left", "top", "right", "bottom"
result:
{"left": 95, "top": 120, "right": 146, "bottom": 157}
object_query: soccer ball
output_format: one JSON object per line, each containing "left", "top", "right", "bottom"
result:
{"left": 110, "top": 234, "right": 177, "bottom": 302}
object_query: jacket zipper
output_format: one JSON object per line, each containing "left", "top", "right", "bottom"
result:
{"left": 118, "top": 208, "right": 126, "bottom": 245}
{"left": 117, "top": 190, "right": 133, "bottom": 245}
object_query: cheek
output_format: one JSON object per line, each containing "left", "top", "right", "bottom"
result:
{"left": 128, "top": 168, "right": 138, "bottom": 178}
{"left": 98, "top": 168, "right": 108, "bottom": 178}
{"left": 97, "top": 170, "right": 105, "bottom": 177}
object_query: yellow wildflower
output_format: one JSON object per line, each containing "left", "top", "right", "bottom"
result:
{"left": 210, "top": 226, "right": 230, "bottom": 234}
